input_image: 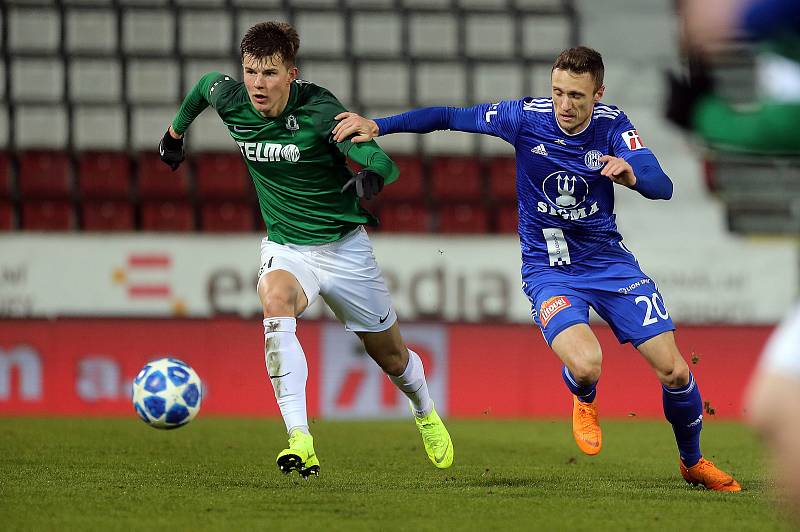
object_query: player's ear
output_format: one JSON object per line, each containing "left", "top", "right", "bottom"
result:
{"left": 594, "top": 84, "right": 605, "bottom": 102}
{"left": 288, "top": 65, "right": 299, "bottom": 84}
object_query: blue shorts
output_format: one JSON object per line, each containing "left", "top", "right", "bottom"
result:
{"left": 522, "top": 241, "right": 675, "bottom": 347}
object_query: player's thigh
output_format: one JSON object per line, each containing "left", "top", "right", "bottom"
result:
{"left": 257, "top": 238, "right": 320, "bottom": 317}
{"left": 590, "top": 260, "right": 675, "bottom": 347}
{"left": 635, "top": 331, "right": 689, "bottom": 387}
{"left": 317, "top": 228, "right": 397, "bottom": 333}
{"left": 523, "top": 279, "right": 591, "bottom": 347}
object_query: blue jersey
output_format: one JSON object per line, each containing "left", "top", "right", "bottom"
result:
{"left": 464, "top": 98, "right": 655, "bottom": 266}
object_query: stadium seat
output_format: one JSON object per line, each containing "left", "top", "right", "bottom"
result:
{"left": 295, "top": 12, "right": 345, "bottom": 56}
{"left": 466, "top": 14, "right": 514, "bottom": 58}
{"left": 122, "top": 10, "right": 174, "bottom": 54}
{"left": 381, "top": 156, "right": 425, "bottom": 200}
{"left": 73, "top": 106, "right": 127, "bottom": 150}
{"left": 65, "top": 8, "right": 117, "bottom": 53}
{"left": 194, "top": 153, "right": 251, "bottom": 200}
{"left": 377, "top": 203, "right": 431, "bottom": 233}
{"left": 353, "top": 13, "right": 401, "bottom": 56}
{"left": 82, "top": 200, "right": 135, "bottom": 232}
{"left": 0, "top": 201, "right": 15, "bottom": 230}
{"left": 0, "top": 152, "right": 12, "bottom": 198}
{"left": 141, "top": 201, "right": 195, "bottom": 232}
{"left": 429, "top": 156, "right": 482, "bottom": 201}
{"left": 437, "top": 203, "right": 489, "bottom": 233}
{"left": 200, "top": 202, "right": 255, "bottom": 232}
{"left": 495, "top": 203, "right": 519, "bottom": 234}
{"left": 12, "top": 58, "right": 64, "bottom": 103}
{"left": 137, "top": 153, "right": 190, "bottom": 200}
{"left": 416, "top": 62, "right": 466, "bottom": 106}
{"left": 70, "top": 59, "right": 122, "bottom": 103}
{"left": 18, "top": 151, "right": 72, "bottom": 199}
{"left": 128, "top": 59, "right": 179, "bottom": 103}
{"left": 409, "top": 13, "right": 457, "bottom": 57}
{"left": 9, "top": 7, "right": 60, "bottom": 53}
{"left": 475, "top": 63, "right": 525, "bottom": 102}
{"left": 179, "top": 11, "right": 231, "bottom": 54}
{"left": 15, "top": 105, "right": 69, "bottom": 149}
{"left": 522, "top": 15, "right": 571, "bottom": 57}
{"left": 21, "top": 200, "right": 75, "bottom": 231}
{"left": 488, "top": 157, "right": 517, "bottom": 201}
{"left": 358, "top": 61, "right": 410, "bottom": 107}
{"left": 78, "top": 152, "right": 131, "bottom": 199}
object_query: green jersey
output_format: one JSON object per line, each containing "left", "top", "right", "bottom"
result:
{"left": 171, "top": 72, "right": 399, "bottom": 245}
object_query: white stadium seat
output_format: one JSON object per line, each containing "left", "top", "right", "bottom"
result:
{"left": 66, "top": 9, "right": 117, "bottom": 53}
{"left": 175, "top": 0, "right": 227, "bottom": 5}
{"left": 353, "top": 13, "right": 402, "bottom": 56}
{"left": 180, "top": 11, "right": 232, "bottom": 54}
{"left": 231, "top": 0, "right": 283, "bottom": 7}
{"left": 186, "top": 111, "right": 236, "bottom": 151}
{"left": 295, "top": 13, "right": 345, "bottom": 56}
{"left": 522, "top": 15, "right": 571, "bottom": 56}
{"left": 123, "top": 10, "right": 175, "bottom": 54}
{"left": 183, "top": 60, "right": 239, "bottom": 91}
{"left": 70, "top": 59, "right": 122, "bottom": 103}
{"left": 16, "top": 105, "right": 68, "bottom": 149}
{"left": 402, "top": 0, "right": 451, "bottom": 7}
{"left": 73, "top": 106, "right": 127, "bottom": 150}
{"left": 409, "top": 14, "right": 457, "bottom": 57}
{"left": 9, "top": 8, "right": 60, "bottom": 52}
{"left": 474, "top": 63, "right": 524, "bottom": 102}
{"left": 12, "top": 59, "right": 64, "bottom": 103}
{"left": 358, "top": 61, "right": 410, "bottom": 107}
{"left": 119, "top": 0, "right": 169, "bottom": 5}
{"left": 298, "top": 61, "right": 353, "bottom": 107}
{"left": 416, "top": 62, "right": 467, "bottom": 106}
{"left": 131, "top": 105, "right": 176, "bottom": 150}
{"left": 347, "top": 0, "right": 396, "bottom": 6}
{"left": 466, "top": 14, "right": 515, "bottom": 58}
{"left": 236, "top": 11, "right": 288, "bottom": 43}
{"left": 128, "top": 60, "right": 180, "bottom": 103}
{"left": 529, "top": 63, "right": 556, "bottom": 97}
{"left": 459, "top": 0, "right": 510, "bottom": 8}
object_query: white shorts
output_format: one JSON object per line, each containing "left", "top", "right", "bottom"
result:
{"left": 257, "top": 226, "right": 398, "bottom": 333}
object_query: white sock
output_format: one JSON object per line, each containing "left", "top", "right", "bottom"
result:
{"left": 263, "top": 317, "right": 309, "bottom": 435}
{"left": 389, "top": 349, "right": 433, "bottom": 418}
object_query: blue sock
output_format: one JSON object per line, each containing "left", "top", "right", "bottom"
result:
{"left": 561, "top": 365, "right": 597, "bottom": 403}
{"left": 662, "top": 372, "right": 703, "bottom": 467}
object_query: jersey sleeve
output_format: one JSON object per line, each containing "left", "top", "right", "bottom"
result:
{"left": 608, "top": 113, "right": 655, "bottom": 161}
{"left": 308, "top": 85, "right": 399, "bottom": 184}
{"left": 171, "top": 72, "right": 237, "bottom": 135}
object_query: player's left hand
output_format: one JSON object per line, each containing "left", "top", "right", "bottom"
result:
{"left": 599, "top": 155, "right": 637, "bottom": 187}
{"left": 332, "top": 112, "right": 379, "bottom": 143}
{"left": 341, "top": 170, "right": 384, "bottom": 200}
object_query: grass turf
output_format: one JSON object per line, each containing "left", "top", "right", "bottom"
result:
{"left": 0, "top": 417, "right": 792, "bottom": 531}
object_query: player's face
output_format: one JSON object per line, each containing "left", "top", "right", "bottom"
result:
{"left": 551, "top": 69, "right": 604, "bottom": 134}
{"left": 242, "top": 53, "right": 298, "bottom": 117}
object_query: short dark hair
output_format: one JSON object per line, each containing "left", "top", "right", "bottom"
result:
{"left": 240, "top": 22, "right": 300, "bottom": 66}
{"left": 552, "top": 46, "right": 604, "bottom": 91}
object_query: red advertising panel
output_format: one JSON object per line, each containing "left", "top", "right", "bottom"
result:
{"left": 0, "top": 319, "right": 772, "bottom": 419}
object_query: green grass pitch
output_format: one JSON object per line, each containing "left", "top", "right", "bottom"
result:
{"left": 0, "top": 417, "right": 793, "bottom": 531}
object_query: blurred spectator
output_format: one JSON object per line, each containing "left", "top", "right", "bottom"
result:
{"left": 667, "top": 0, "right": 800, "bottom": 153}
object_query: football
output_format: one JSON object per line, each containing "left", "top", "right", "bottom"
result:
{"left": 132, "top": 357, "right": 202, "bottom": 429}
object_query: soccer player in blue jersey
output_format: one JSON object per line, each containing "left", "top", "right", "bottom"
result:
{"left": 333, "top": 46, "right": 740, "bottom": 491}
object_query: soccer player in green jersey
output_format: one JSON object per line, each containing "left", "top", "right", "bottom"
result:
{"left": 159, "top": 21, "right": 453, "bottom": 478}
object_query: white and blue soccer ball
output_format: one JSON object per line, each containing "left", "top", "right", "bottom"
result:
{"left": 132, "top": 357, "right": 202, "bottom": 429}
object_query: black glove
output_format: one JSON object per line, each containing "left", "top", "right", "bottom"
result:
{"left": 159, "top": 129, "right": 185, "bottom": 171}
{"left": 665, "top": 55, "right": 713, "bottom": 130}
{"left": 341, "top": 170, "right": 384, "bottom": 200}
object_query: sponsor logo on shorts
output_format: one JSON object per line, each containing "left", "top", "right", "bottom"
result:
{"left": 617, "top": 278, "right": 651, "bottom": 295}
{"left": 539, "top": 296, "right": 571, "bottom": 327}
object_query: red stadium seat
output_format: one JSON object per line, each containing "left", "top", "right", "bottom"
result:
{"left": 21, "top": 200, "right": 75, "bottom": 231}
{"left": 495, "top": 203, "right": 518, "bottom": 234}
{"left": 200, "top": 202, "right": 255, "bottom": 232}
{"left": 437, "top": 203, "right": 489, "bottom": 233}
{"left": 488, "top": 157, "right": 517, "bottom": 201}
{"left": 194, "top": 153, "right": 251, "bottom": 200}
{"left": 0, "top": 152, "right": 12, "bottom": 198}
{"left": 141, "top": 201, "right": 194, "bottom": 232}
{"left": 377, "top": 203, "right": 431, "bottom": 233}
{"left": 78, "top": 152, "right": 131, "bottom": 199}
{"left": 0, "top": 200, "right": 15, "bottom": 230}
{"left": 381, "top": 155, "right": 425, "bottom": 200}
{"left": 137, "top": 152, "right": 190, "bottom": 200}
{"left": 429, "top": 156, "right": 482, "bottom": 201}
{"left": 18, "top": 151, "right": 72, "bottom": 199}
{"left": 82, "top": 201, "right": 135, "bottom": 232}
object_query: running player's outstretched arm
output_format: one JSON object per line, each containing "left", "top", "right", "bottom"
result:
{"left": 332, "top": 100, "right": 524, "bottom": 146}
{"left": 605, "top": 118, "right": 673, "bottom": 200}
{"left": 160, "top": 71, "right": 232, "bottom": 171}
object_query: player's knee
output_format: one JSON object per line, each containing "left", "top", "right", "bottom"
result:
{"left": 261, "top": 286, "right": 298, "bottom": 317}
{"left": 658, "top": 360, "right": 690, "bottom": 388}
{"left": 570, "top": 358, "right": 602, "bottom": 385}
{"left": 375, "top": 346, "right": 408, "bottom": 376}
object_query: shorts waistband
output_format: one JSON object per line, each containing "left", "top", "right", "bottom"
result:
{"left": 283, "top": 226, "right": 364, "bottom": 252}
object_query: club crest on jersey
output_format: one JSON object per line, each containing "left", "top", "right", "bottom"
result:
{"left": 285, "top": 115, "right": 299, "bottom": 131}
{"left": 538, "top": 171, "right": 599, "bottom": 221}
{"left": 539, "top": 296, "right": 571, "bottom": 327}
{"left": 584, "top": 150, "right": 604, "bottom": 170}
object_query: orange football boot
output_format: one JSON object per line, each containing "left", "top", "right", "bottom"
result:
{"left": 572, "top": 396, "right": 602, "bottom": 455}
{"left": 680, "top": 458, "right": 741, "bottom": 492}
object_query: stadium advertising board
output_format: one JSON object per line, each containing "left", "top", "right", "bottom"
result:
{"left": 0, "top": 319, "right": 772, "bottom": 419}
{"left": 0, "top": 234, "right": 795, "bottom": 323}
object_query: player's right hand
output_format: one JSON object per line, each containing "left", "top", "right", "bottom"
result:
{"left": 159, "top": 128, "right": 185, "bottom": 171}
{"left": 332, "top": 112, "right": 379, "bottom": 143}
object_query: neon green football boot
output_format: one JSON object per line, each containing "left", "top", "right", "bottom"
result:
{"left": 413, "top": 403, "right": 454, "bottom": 469}
{"left": 276, "top": 429, "right": 320, "bottom": 479}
